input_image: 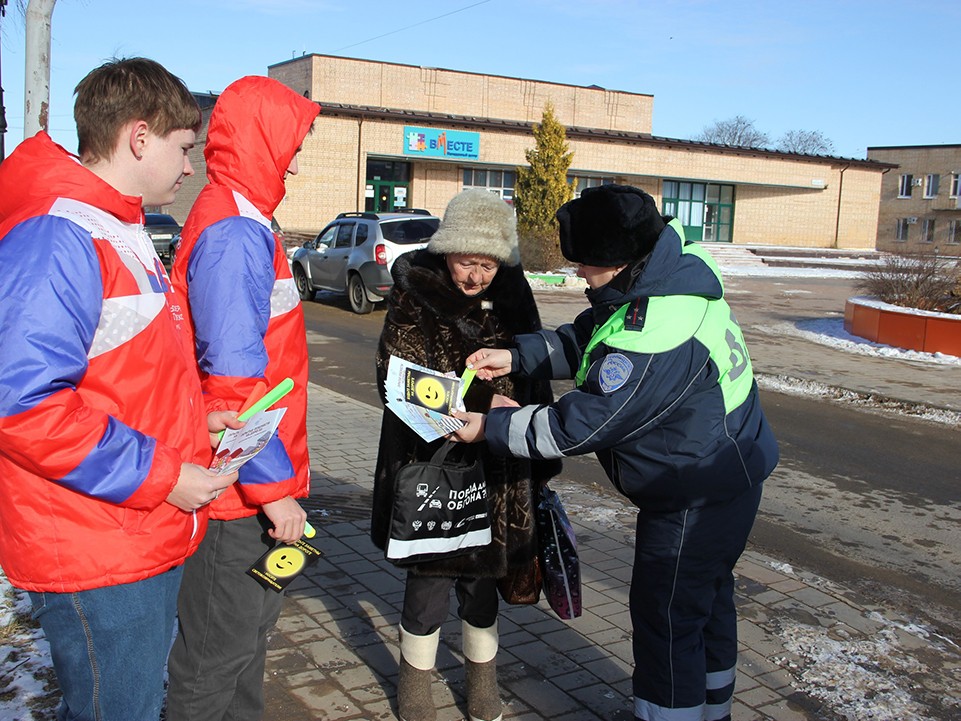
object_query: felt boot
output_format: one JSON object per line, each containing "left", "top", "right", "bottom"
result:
{"left": 463, "top": 620, "right": 502, "bottom": 721}
{"left": 398, "top": 625, "right": 439, "bottom": 721}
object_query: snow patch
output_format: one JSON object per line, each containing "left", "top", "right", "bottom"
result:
{"left": 775, "top": 622, "right": 938, "bottom": 721}
{"left": 756, "top": 373, "right": 961, "bottom": 427}
{"left": 1, "top": 575, "right": 56, "bottom": 721}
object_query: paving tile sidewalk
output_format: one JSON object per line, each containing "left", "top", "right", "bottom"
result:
{"left": 260, "top": 384, "right": 957, "bottom": 721}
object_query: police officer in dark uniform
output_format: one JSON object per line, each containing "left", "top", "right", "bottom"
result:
{"left": 454, "top": 184, "right": 779, "bottom": 721}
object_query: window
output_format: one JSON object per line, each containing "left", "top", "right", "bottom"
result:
{"left": 951, "top": 173, "right": 960, "bottom": 198}
{"left": 662, "top": 180, "right": 735, "bottom": 242}
{"left": 895, "top": 218, "right": 909, "bottom": 241}
{"left": 949, "top": 220, "right": 961, "bottom": 245}
{"left": 314, "top": 225, "right": 337, "bottom": 248}
{"left": 898, "top": 174, "right": 914, "bottom": 197}
{"left": 921, "top": 219, "right": 935, "bottom": 243}
{"left": 367, "top": 159, "right": 410, "bottom": 182}
{"left": 355, "top": 224, "right": 369, "bottom": 246}
{"left": 334, "top": 223, "right": 355, "bottom": 249}
{"left": 924, "top": 174, "right": 940, "bottom": 198}
{"left": 380, "top": 218, "right": 440, "bottom": 244}
{"left": 145, "top": 213, "right": 177, "bottom": 226}
{"left": 463, "top": 168, "right": 516, "bottom": 202}
{"left": 568, "top": 176, "right": 615, "bottom": 198}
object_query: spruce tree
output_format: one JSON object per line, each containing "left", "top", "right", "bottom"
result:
{"left": 514, "top": 102, "right": 574, "bottom": 272}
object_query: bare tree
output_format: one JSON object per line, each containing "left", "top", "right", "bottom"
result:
{"left": 777, "top": 129, "right": 835, "bottom": 155}
{"left": 857, "top": 251, "right": 961, "bottom": 314}
{"left": 696, "top": 115, "right": 770, "bottom": 148}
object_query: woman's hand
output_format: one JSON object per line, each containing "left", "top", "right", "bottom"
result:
{"left": 167, "top": 464, "right": 238, "bottom": 511}
{"left": 450, "top": 411, "right": 486, "bottom": 443}
{"left": 465, "top": 348, "right": 512, "bottom": 381}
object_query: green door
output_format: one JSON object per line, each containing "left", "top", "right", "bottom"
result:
{"left": 366, "top": 159, "right": 411, "bottom": 212}
{"left": 365, "top": 181, "right": 411, "bottom": 212}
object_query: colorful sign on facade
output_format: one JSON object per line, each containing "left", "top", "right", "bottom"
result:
{"left": 404, "top": 126, "right": 480, "bottom": 160}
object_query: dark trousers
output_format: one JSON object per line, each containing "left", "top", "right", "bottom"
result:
{"left": 166, "top": 515, "right": 283, "bottom": 721}
{"left": 631, "top": 484, "right": 763, "bottom": 721}
{"left": 401, "top": 574, "right": 499, "bottom": 636}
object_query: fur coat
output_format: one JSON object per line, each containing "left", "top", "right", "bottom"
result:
{"left": 371, "top": 250, "right": 561, "bottom": 578}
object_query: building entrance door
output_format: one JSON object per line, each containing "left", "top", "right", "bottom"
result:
{"left": 366, "top": 159, "right": 411, "bottom": 213}
{"left": 662, "top": 180, "right": 735, "bottom": 242}
{"left": 365, "top": 181, "right": 409, "bottom": 212}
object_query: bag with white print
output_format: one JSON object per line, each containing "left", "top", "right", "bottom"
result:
{"left": 386, "top": 440, "right": 491, "bottom": 565}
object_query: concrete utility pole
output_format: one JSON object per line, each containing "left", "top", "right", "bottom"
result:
{"left": 23, "top": 0, "right": 55, "bottom": 138}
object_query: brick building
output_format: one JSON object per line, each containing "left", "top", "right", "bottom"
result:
{"left": 866, "top": 144, "right": 961, "bottom": 257}
{"left": 170, "top": 54, "right": 893, "bottom": 252}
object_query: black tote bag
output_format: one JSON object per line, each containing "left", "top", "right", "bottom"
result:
{"left": 386, "top": 440, "right": 491, "bottom": 565}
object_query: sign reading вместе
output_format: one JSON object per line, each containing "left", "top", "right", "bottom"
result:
{"left": 404, "top": 126, "right": 480, "bottom": 160}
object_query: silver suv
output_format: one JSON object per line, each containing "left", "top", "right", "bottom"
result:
{"left": 144, "top": 213, "right": 181, "bottom": 263}
{"left": 291, "top": 210, "right": 440, "bottom": 314}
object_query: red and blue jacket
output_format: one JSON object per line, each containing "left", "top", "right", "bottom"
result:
{"left": 0, "top": 133, "right": 212, "bottom": 592}
{"left": 171, "top": 77, "right": 319, "bottom": 519}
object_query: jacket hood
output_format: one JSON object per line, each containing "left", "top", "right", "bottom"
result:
{"left": 204, "top": 76, "right": 320, "bottom": 218}
{"left": 0, "top": 132, "right": 143, "bottom": 225}
{"left": 588, "top": 220, "right": 724, "bottom": 312}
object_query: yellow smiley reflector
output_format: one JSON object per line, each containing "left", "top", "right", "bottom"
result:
{"left": 264, "top": 547, "right": 306, "bottom": 578}
{"left": 413, "top": 377, "right": 447, "bottom": 410}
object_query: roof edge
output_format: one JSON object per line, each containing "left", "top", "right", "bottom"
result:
{"left": 268, "top": 53, "right": 653, "bottom": 99}
{"left": 316, "top": 101, "right": 894, "bottom": 169}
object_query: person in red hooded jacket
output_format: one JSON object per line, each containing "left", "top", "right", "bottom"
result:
{"left": 0, "top": 58, "right": 239, "bottom": 721}
{"left": 166, "top": 76, "right": 320, "bottom": 720}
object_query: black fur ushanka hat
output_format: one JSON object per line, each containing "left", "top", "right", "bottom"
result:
{"left": 556, "top": 184, "right": 665, "bottom": 266}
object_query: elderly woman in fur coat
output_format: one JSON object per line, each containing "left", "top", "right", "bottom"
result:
{"left": 372, "top": 189, "right": 559, "bottom": 721}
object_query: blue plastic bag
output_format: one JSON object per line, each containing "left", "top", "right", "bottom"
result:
{"left": 536, "top": 486, "right": 582, "bottom": 619}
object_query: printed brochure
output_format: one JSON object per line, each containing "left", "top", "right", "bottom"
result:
{"left": 385, "top": 355, "right": 467, "bottom": 442}
{"left": 209, "top": 408, "right": 287, "bottom": 475}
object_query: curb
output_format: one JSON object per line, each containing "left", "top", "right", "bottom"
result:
{"left": 754, "top": 372, "right": 961, "bottom": 426}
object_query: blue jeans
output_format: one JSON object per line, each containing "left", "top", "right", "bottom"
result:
{"left": 29, "top": 565, "right": 183, "bottom": 721}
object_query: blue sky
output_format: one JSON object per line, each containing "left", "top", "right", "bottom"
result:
{"left": 1, "top": 0, "right": 958, "bottom": 160}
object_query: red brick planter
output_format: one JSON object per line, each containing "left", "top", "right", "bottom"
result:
{"left": 844, "top": 296, "right": 961, "bottom": 356}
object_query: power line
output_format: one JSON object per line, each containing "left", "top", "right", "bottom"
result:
{"left": 335, "top": 0, "right": 491, "bottom": 52}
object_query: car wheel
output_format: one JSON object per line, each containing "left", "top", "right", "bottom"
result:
{"left": 348, "top": 274, "right": 373, "bottom": 314}
{"left": 293, "top": 265, "right": 314, "bottom": 301}
{"left": 168, "top": 243, "right": 177, "bottom": 267}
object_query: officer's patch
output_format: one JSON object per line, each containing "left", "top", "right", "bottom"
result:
{"left": 598, "top": 353, "right": 633, "bottom": 393}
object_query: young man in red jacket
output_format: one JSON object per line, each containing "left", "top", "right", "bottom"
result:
{"left": 166, "top": 76, "right": 319, "bottom": 720}
{"left": 0, "top": 58, "right": 239, "bottom": 721}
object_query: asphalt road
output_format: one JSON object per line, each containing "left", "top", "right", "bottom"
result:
{"left": 301, "top": 284, "right": 961, "bottom": 640}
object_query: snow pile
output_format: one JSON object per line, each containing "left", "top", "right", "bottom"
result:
{"left": 787, "top": 318, "right": 961, "bottom": 366}
{"left": 773, "top": 617, "right": 961, "bottom": 721}
{"left": 756, "top": 374, "right": 961, "bottom": 427}
{"left": 0, "top": 575, "right": 56, "bottom": 721}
